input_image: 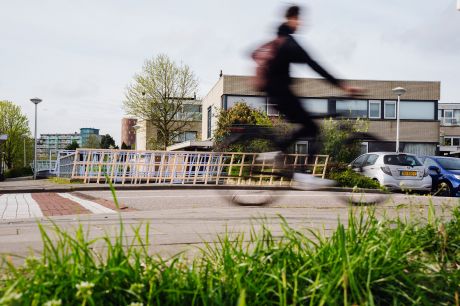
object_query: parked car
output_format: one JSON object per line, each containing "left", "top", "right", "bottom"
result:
{"left": 418, "top": 156, "right": 460, "bottom": 197}
{"left": 349, "top": 152, "right": 432, "bottom": 192}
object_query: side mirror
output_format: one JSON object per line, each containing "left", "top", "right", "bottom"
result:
{"left": 428, "top": 165, "right": 441, "bottom": 174}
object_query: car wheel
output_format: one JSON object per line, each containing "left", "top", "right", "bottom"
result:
{"left": 433, "top": 181, "right": 454, "bottom": 197}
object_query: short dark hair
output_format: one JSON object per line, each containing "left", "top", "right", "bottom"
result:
{"left": 285, "top": 5, "right": 300, "bottom": 19}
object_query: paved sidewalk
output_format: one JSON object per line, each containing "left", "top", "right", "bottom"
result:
{"left": 0, "top": 192, "right": 123, "bottom": 220}
{"left": 0, "top": 179, "right": 74, "bottom": 193}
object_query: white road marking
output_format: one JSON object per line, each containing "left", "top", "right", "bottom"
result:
{"left": 58, "top": 193, "right": 116, "bottom": 214}
{"left": 23, "top": 194, "right": 44, "bottom": 217}
{"left": 0, "top": 193, "right": 43, "bottom": 219}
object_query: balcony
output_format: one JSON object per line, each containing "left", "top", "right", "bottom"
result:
{"left": 439, "top": 117, "right": 460, "bottom": 126}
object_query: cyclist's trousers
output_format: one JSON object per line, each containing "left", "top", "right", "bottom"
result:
{"left": 268, "top": 88, "right": 319, "bottom": 151}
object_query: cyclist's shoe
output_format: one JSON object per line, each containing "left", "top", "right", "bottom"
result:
{"left": 291, "top": 173, "right": 336, "bottom": 190}
{"left": 256, "top": 151, "right": 281, "bottom": 163}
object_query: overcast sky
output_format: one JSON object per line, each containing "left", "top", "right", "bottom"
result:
{"left": 1, "top": 0, "right": 459, "bottom": 145}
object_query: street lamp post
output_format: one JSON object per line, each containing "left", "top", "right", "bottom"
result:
{"left": 392, "top": 87, "right": 406, "bottom": 153}
{"left": 30, "top": 98, "right": 42, "bottom": 180}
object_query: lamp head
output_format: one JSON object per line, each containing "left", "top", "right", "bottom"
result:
{"left": 30, "top": 98, "right": 42, "bottom": 105}
{"left": 392, "top": 87, "right": 406, "bottom": 96}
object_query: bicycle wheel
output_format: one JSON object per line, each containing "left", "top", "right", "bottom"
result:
{"left": 342, "top": 188, "right": 391, "bottom": 205}
{"left": 229, "top": 189, "right": 274, "bottom": 206}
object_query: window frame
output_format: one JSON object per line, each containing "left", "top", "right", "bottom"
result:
{"left": 384, "top": 101, "right": 396, "bottom": 119}
{"left": 368, "top": 100, "right": 381, "bottom": 119}
{"left": 207, "top": 106, "right": 212, "bottom": 139}
{"left": 267, "top": 103, "right": 279, "bottom": 116}
{"left": 360, "top": 142, "right": 369, "bottom": 154}
{"left": 295, "top": 141, "right": 308, "bottom": 154}
{"left": 336, "top": 99, "right": 368, "bottom": 118}
{"left": 444, "top": 110, "right": 454, "bottom": 125}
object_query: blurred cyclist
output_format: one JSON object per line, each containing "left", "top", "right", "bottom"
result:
{"left": 257, "top": 5, "right": 361, "bottom": 187}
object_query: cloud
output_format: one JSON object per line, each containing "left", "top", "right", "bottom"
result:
{"left": 399, "top": 2, "right": 460, "bottom": 56}
{"left": 49, "top": 80, "right": 99, "bottom": 99}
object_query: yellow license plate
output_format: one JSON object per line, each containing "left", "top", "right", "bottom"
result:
{"left": 400, "top": 171, "right": 417, "bottom": 176}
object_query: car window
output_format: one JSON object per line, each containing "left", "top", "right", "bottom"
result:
{"left": 363, "top": 154, "right": 378, "bottom": 166}
{"left": 437, "top": 158, "right": 460, "bottom": 170}
{"left": 351, "top": 154, "right": 367, "bottom": 167}
{"left": 424, "top": 158, "right": 438, "bottom": 168}
{"left": 384, "top": 154, "right": 422, "bottom": 166}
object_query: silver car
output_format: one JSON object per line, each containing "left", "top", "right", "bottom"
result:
{"left": 349, "top": 152, "right": 432, "bottom": 192}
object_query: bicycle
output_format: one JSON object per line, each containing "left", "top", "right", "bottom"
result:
{"left": 219, "top": 113, "right": 390, "bottom": 206}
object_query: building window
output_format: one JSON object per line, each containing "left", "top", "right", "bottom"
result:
{"left": 368, "top": 100, "right": 381, "bottom": 119}
{"left": 441, "top": 109, "right": 460, "bottom": 125}
{"left": 444, "top": 110, "right": 453, "bottom": 125}
{"left": 295, "top": 141, "right": 308, "bottom": 154}
{"left": 336, "top": 100, "right": 368, "bottom": 118}
{"left": 360, "top": 142, "right": 369, "bottom": 154}
{"left": 175, "top": 104, "right": 202, "bottom": 121}
{"left": 207, "top": 106, "right": 212, "bottom": 139}
{"left": 266, "top": 103, "right": 279, "bottom": 116}
{"left": 174, "top": 131, "right": 197, "bottom": 143}
{"left": 300, "top": 99, "right": 328, "bottom": 114}
{"left": 444, "top": 137, "right": 460, "bottom": 146}
{"left": 400, "top": 101, "right": 435, "bottom": 120}
{"left": 384, "top": 101, "right": 396, "bottom": 119}
{"left": 226, "top": 96, "right": 267, "bottom": 112}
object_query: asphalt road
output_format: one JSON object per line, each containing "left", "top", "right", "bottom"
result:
{"left": 0, "top": 189, "right": 457, "bottom": 262}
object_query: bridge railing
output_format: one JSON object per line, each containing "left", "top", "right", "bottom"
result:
{"left": 57, "top": 149, "right": 329, "bottom": 186}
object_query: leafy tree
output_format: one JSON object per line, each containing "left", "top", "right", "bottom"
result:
{"left": 83, "top": 134, "right": 101, "bottom": 149}
{"left": 320, "top": 118, "right": 369, "bottom": 163}
{"left": 123, "top": 54, "right": 199, "bottom": 150}
{"left": 100, "top": 134, "right": 116, "bottom": 149}
{"left": 65, "top": 140, "right": 80, "bottom": 150}
{"left": 213, "top": 102, "right": 277, "bottom": 152}
{"left": 0, "top": 101, "right": 31, "bottom": 169}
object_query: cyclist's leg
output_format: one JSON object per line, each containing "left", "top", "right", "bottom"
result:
{"left": 268, "top": 90, "right": 335, "bottom": 187}
{"left": 269, "top": 90, "right": 319, "bottom": 151}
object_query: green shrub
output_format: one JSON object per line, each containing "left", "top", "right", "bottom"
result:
{"left": 4, "top": 166, "right": 33, "bottom": 178}
{"left": 328, "top": 168, "right": 381, "bottom": 189}
{"left": 320, "top": 118, "right": 369, "bottom": 163}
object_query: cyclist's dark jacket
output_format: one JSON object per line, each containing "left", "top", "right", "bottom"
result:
{"left": 266, "top": 23, "right": 341, "bottom": 93}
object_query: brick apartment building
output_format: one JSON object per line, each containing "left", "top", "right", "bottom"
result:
{"left": 202, "top": 75, "right": 441, "bottom": 156}
{"left": 121, "top": 117, "right": 137, "bottom": 149}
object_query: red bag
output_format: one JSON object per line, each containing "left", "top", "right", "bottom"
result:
{"left": 251, "top": 37, "right": 285, "bottom": 92}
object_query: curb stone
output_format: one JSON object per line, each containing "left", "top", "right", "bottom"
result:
{"left": 0, "top": 184, "right": 386, "bottom": 194}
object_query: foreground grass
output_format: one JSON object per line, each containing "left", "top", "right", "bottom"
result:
{"left": 1, "top": 206, "right": 460, "bottom": 305}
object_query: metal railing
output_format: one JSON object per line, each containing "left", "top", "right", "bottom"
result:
{"left": 56, "top": 149, "right": 329, "bottom": 186}
{"left": 439, "top": 117, "right": 460, "bottom": 126}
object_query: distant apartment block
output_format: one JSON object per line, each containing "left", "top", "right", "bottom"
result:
{"left": 438, "top": 103, "right": 460, "bottom": 155}
{"left": 202, "top": 75, "right": 441, "bottom": 156}
{"left": 80, "top": 128, "right": 100, "bottom": 148}
{"left": 136, "top": 99, "right": 202, "bottom": 150}
{"left": 37, "top": 133, "right": 80, "bottom": 159}
{"left": 121, "top": 117, "right": 137, "bottom": 148}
